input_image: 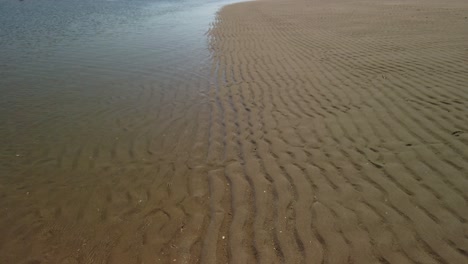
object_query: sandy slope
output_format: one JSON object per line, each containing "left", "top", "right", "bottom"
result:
{"left": 204, "top": 0, "right": 468, "bottom": 263}
{"left": 0, "top": 0, "right": 467, "bottom": 263}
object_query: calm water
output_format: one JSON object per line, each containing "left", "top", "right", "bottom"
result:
{"left": 0, "top": 0, "right": 234, "bottom": 168}
{"left": 0, "top": 1, "right": 234, "bottom": 262}
{"left": 1, "top": 0, "right": 225, "bottom": 76}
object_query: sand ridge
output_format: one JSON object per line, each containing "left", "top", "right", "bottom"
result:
{"left": 203, "top": 0, "right": 468, "bottom": 263}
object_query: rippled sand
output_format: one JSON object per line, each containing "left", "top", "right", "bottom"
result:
{"left": 1, "top": 0, "right": 468, "bottom": 263}
{"left": 0, "top": 0, "right": 228, "bottom": 263}
{"left": 205, "top": 0, "right": 468, "bottom": 263}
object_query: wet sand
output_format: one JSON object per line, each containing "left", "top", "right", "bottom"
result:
{"left": 1, "top": 0, "right": 468, "bottom": 263}
{"left": 205, "top": 0, "right": 468, "bottom": 263}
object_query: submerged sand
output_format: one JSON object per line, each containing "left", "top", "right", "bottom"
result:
{"left": 1, "top": 0, "right": 467, "bottom": 263}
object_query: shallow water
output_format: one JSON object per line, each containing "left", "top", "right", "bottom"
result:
{"left": 0, "top": 0, "right": 232, "bottom": 168}
{"left": 0, "top": 0, "right": 233, "bottom": 262}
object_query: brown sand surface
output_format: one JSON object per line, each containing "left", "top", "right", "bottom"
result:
{"left": 204, "top": 0, "right": 468, "bottom": 263}
{"left": 1, "top": 0, "right": 468, "bottom": 263}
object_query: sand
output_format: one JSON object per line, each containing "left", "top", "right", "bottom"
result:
{"left": 1, "top": 0, "right": 467, "bottom": 263}
{"left": 203, "top": 0, "right": 468, "bottom": 262}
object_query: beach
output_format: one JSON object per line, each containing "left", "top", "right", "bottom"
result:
{"left": 205, "top": 0, "right": 468, "bottom": 263}
{"left": 1, "top": 0, "right": 467, "bottom": 263}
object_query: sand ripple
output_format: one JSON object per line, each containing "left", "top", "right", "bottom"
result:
{"left": 0, "top": 0, "right": 467, "bottom": 263}
{"left": 202, "top": 0, "right": 468, "bottom": 263}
